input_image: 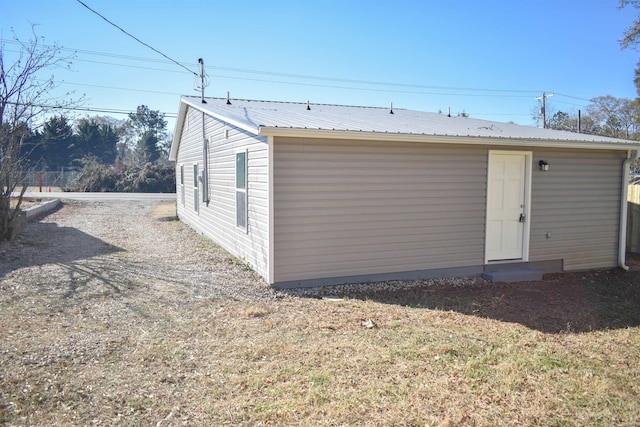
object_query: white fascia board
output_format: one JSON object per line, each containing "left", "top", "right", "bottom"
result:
{"left": 258, "top": 127, "right": 640, "bottom": 151}
{"left": 180, "top": 98, "right": 260, "bottom": 136}
{"left": 169, "top": 100, "right": 188, "bottom": 161}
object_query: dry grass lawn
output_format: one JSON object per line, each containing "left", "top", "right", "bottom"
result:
{"left": 0, "top": 201, "right": 639, "bottom": 426}
{"left": 9, "top": 197, "right": 42, "bottom": 210}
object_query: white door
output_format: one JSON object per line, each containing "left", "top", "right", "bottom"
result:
{"left": 486, "top": 152, "right": 530, "bottom": 262}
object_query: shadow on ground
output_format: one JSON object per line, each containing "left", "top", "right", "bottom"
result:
{"left": 0, "top": 221, "right": 124, "bottom": 281}
{"left": 308, "top": 258, "right": 640, "bottom": 334}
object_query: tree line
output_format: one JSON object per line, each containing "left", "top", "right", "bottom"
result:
{"left": 20, "top": 105, "right": 170, "bottom": 171}
{"left": 538, "top": 95, "right": 640, "bottom": 140}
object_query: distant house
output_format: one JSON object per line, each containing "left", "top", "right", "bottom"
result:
{"left": 169, "top": 96, "right": 640, "bottom": 288}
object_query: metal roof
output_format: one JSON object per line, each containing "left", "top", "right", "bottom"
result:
{"left": 170, "top": 96, "right": 640, "bottom": 160}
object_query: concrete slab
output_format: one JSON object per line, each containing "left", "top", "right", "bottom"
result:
{"left": 482, "top": 269, "right": 543, "bottom": 283}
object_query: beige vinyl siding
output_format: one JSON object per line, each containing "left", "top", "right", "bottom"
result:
{"left": 175, "top": 107, "right": 270, "bottom": 280}
{"left": 528, "top": 148, "right": 624, "bottom": 271}
{"left": 272, "top": 137, "right": 626, "bottom": 284}
{"left": 273, "top": 137, "right": 487, "bottom": 283}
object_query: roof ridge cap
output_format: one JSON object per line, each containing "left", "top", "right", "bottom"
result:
{"left": 181, "top": 95, "right": 399, "bottom": 110}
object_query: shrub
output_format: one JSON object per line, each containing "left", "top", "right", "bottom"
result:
{"left": 76, "top": 158, "right": 176, "bottom": 193}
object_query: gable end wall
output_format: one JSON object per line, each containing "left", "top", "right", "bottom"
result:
{"left": 175, "top": 106, "right": 270, "bottom": 280}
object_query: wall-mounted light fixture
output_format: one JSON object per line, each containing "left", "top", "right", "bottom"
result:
{"left": 539, "top": 160, "right": 550, "bottom": 171}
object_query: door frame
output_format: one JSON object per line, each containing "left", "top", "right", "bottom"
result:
{"left": 484, "top": 150, "right": 532, "bottom": 264}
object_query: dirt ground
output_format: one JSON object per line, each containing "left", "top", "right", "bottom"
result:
{"left": 1, "top": 199, "right": 639, "bottom": 425}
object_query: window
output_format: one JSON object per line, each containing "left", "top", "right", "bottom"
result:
{"left": 193, "top": 163, "right": 199, "bottom": 213}
{"left": 236, "top": 151, "right": 247, "bottom": 230}
{"left": 180, "top": 165, "right": 185, "bottom": 206}
{"left": 193, "top": 164, "right": 198, "bottom": 187}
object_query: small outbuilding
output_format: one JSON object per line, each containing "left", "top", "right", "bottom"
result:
{"left": 169, "top": 96, "right": 640, "bottom": 288}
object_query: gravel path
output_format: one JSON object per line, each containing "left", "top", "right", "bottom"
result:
{"left": 0, "top": 199, "right": 280, "bottom": 304}
{"left": 0, "top": 199, "right": 482, "bottom": 302}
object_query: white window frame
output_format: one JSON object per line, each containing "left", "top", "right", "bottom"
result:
{"left": 180, "top": 164, "right": 185, "bottom": 206}
{"left": 235, "top": 149, "right": 248, "bottom": 232}
{"left": 193, "top": 162, "right": 199, "bottom": 214}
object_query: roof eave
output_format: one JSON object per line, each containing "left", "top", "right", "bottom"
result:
{"left": 169, "top": 97, "right": 262, "bottom": 161}
{"left": 180, "top": 97, "right": 261, "bottom": 135}
{"left": 169, "top": 100, "right": 188, "bottom": 161}
{"left": 258, "top": 127, "right": 640, "bottom": 151}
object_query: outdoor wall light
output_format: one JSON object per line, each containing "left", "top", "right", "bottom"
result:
{"left": 539, "top": 160, "right": 550, "bottom": 171}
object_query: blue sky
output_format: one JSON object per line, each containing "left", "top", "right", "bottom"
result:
{"left": 3, "top": 0, "right": 639, "bottom": 131}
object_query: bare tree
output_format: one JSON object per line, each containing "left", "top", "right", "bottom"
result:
{"left": 0, "top": 27, "right": 76, "bottom": 241}
{"left": 587, "top": 96, "right": 625, "bottom": 138}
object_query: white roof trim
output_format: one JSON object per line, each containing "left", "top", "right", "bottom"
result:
{"left": 169, "top": 99, "right": 187, "bottom": 161}
{"left": 170, "top": 96, "right": 640, "bottom": 161}
{"left": 169, "top": 98, "right": 262, "bottom": 161}
{"left": 258, "top": 127, "right": 640, "bottom": 151}
{"left": 181, "top": 98, "right": 260, "bottom": 135}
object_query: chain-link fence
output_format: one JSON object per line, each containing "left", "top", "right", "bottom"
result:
{"left": 21, "top": 170, "right": 82, "bottom": 191}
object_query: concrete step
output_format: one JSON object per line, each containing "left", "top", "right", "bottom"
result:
{"left": 481, "top": 268, "right": 543, "bottom": 283}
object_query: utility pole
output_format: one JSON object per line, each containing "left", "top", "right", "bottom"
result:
{"left": 578, "top": 110, "right": 581, "bottom": 133}
{"left": 536, "top": 92, "right": 554, "bottom": 128}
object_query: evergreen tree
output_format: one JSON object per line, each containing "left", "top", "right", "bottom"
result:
{"left": 75, "top": 118, "right": 118, "bottom": 164}
{"left": 41, "top": 115, "right": 74, "bottom": 169}
{"left": 75, "top": 118, "right": 100, "bottom": 160}
{"left": 98, "top": 123, "right": 118, "bottom": 164}
{"left": 19, "top": 125, "right": 43, "bottom": 168}
{"left": 126, "top": 105, "right": 168, "bottom": 164}
{"left": 136, "top": 130, "right": 160, "bottom": 164}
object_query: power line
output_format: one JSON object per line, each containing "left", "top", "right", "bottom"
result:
{"left": 210, "top": 73, "right": 537, "bottom": 98}
{"left": 1, "top": 39, "right": 179, "bottom": 66}
{"left": 554, "top": 92, "right": 592, "bottom": 102}
{"left": 3, "top": 48, "right": 188, "bottom": 75}
{"left": 5, "top": 101, "right": 177, "bottom": 118}
{"left": 48, "top": 79, "right": 183, "bottom": 96}
{"left": 0, "top": 37, "right": 616, "bottom": 105}
{"left": 3, "top": 36, "right": 604, "bottom": 121}
{"left": 74, "top": 0, "right": 197, "bottom": 76}
{"left": 2, "top": 38, "right": 544, "bottom": 95}
{"left": 15, "top": 47, "right": 536, "bottom": 97}
{"left": 46, "top": 71, "right": 536, "bottom": 100}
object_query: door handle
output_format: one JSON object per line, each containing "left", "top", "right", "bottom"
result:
{"left": 519, "top": 213, "right": 526, "bottom": 223}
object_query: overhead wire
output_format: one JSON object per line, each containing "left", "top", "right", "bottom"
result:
{"left": 207, "top": 73, "right": 537, "bottom": 98}
{"left": 3, "top": 48, "right": 188, "bottom": 74}
{"left": 4, "top": 101, "right": 177, "bottom": 117}
{"left": 8, "top": 42, "right": 544, "bottom": 104}
{"left": 3, "top": 13, "right": 603, "bottom": 121}
{"left": 45, "top": 79, "right": 183, "bottom": 96}
{"left": 1, "top": 38, "right": 545, "bottom": 95}
{"left": 74, "top": 0, "right": 197, "bottom": 76}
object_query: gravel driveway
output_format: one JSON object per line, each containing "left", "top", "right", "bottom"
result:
{"left": 0, "top": 199, "right": 279, "bottom": 304}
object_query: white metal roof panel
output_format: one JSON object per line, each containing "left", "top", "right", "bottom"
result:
{"left": 178, "top": 96, "right": 640, "bottom": 147}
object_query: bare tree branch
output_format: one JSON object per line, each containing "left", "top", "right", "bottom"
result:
{"left": 0, "top": 26, "right": 80, "bottom": 241}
